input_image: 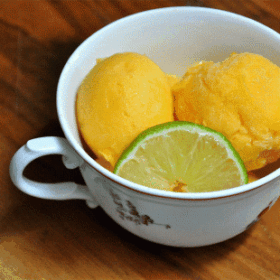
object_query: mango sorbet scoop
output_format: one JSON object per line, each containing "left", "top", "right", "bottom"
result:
{"left": 76, "top": 52, "right": 174, "bottom": 168}
{"left": 173, "top": 53, "right": 280, "bottom": 171}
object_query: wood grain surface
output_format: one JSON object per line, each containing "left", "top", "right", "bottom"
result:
{"left": 1, "top": 0, "right": 280, "bottom": 279}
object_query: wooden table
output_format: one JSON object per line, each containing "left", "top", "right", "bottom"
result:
{"left": 1, "top": 1, "right": 279, "bottom": 279}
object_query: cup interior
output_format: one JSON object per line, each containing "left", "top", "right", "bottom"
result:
{"left": 57, "top": 7, "right": 280, "bottom": 199}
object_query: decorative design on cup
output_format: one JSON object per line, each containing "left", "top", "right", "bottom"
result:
{"left": 245, "top": 196, "right": 279, "bottom": 230}
{"left": 110, "top": 189, "right": 171, "bottom": 229}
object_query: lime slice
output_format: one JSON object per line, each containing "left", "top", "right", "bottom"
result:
{"left": 114, "top": 121, "right": 248, "bottom": 193}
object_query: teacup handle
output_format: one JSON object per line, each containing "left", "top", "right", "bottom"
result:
{"left": 9, "top": 136, "right": 99, "bottom": 208}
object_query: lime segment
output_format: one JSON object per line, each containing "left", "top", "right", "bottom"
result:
{"left": 114, "top": 121, "right": 248, "bottom": 193}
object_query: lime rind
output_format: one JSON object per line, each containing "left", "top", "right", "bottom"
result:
{"left": 114, "top": 121, "right": 248, "bottom": 190}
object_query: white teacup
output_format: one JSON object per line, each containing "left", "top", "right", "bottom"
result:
{"left": 10, "top": 7, "right": 280, "bottom": 247}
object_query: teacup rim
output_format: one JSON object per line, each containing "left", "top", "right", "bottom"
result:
{"left": 57, "top": 6, "right": 280, "bottom": 200}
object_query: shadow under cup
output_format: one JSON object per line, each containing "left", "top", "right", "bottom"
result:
{"left": 55, "top": 7, "right": 280, "bottom": 246}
